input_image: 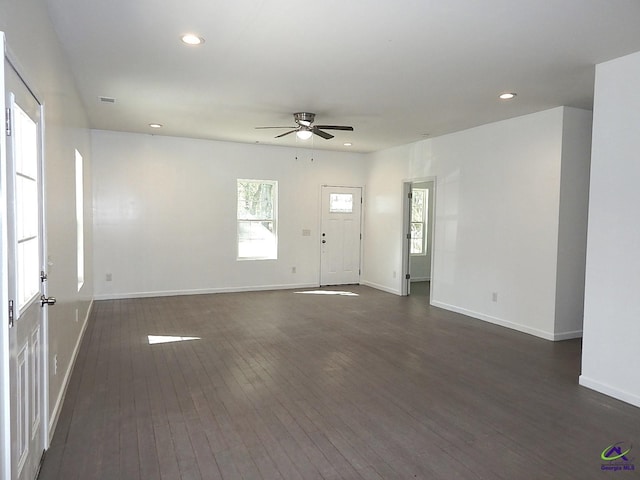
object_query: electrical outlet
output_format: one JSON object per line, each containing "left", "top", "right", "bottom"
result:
{"left": 292, "top": 266, "right": 296, "bottom": 274}
{"left": 492, "top": 292, "right": 498, "bottom": 302}
{"left": 106, "top": 273, "right": 112, "bottom": 281}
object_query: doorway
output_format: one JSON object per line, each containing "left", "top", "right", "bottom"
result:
{"left": 3, "top": 53, "right": 50, "bottom": 480}
{"left": 402, "top": 179, "right": 435, "bottom": 297}
{"left": 320, "top": 185, "right": 362, "bottom": 286}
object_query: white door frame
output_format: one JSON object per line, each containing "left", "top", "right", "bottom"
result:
{"left": 319, "top": 184, "right": 364, "bottom": 286}
{"left": 1, "top": 31, "right": 12, "bottom": 480}
{"left": 401, "top": 176, "right": 437, "bottom": 298}
{"left": 1, "top": 36, "right": 50, "bottom": 479}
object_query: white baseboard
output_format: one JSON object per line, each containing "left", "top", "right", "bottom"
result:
{"left": 579, "top": 375, "right": 640, "bottom": 409}
{"left": 552, "top": 329, "right": 583, "bottom": 341}
{"left": 430, "top": 300, "right": 582, "bottom": 341}
{"left": 94, "top": 283, "right": 320, "bottom": 300}
{"left": 48, "top": 299, "right": 93, "bottom": 442}
{"left": 360, "top": 280, "right": 402, "bottom": 296}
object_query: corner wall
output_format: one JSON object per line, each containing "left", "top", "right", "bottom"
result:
{"left": 554, "top": 108, "right": 592, "bottom": 338}
{"left": 580, "top": 51, "right": 640, "bottom": 408}
{"left": 363, "top": 107, "right": 591, "bottom": 340}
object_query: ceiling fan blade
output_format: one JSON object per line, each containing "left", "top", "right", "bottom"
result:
{"left": 314, "top": 125, "right": 354, "bottom": 131}
{"left": 274, "top": 129, "right": 298, "bottom": 138}
{"left": 255, "top": 126, "right": 295, "bottom": 129}
{"left": 312, "top": 127, "right": 334, "bottom": 140}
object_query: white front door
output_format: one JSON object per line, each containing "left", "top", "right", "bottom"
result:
{"left": 5, "top": 57, "right": 48, "bottom": 480}
{"left": 320, "top": 186, "right": 362, "bottom": 285}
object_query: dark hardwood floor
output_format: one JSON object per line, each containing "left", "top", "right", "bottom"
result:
{"left": 39, "top": 283, "right": 640, "bottom": 479}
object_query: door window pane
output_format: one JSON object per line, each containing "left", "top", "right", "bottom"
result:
{"left": 14, "top": 103, "right": 40, "bottom": 310}
{"left": 329, "top": 193, "right": 353, "bottom": 213}
{"left": 410, "top": 222, "right": 424, "bottom": 254}
{"left": 410, "top": 188, "right": 428, "bottom": 255}
{"left": 18, "top": 239, "right": 39, "bottom": 309}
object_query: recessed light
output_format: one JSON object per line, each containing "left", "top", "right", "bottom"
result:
{"left": 499, "top": 92, "right": 517, "bottom": 100}
{"left": 149, "top": 123, "right": 163, "bottom": 129}
{"left": 181, "top": 34, "right": 204, "bottom": 46}
{"left": 344, "top": 142, "right": 352, "bottom": 147}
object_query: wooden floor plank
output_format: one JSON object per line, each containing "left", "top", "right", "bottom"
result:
{"left": 38, "top": 283, "right": 640, "bottom": 480}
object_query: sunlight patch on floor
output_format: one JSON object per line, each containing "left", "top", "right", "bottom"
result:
{"left": 295, "top": 290, "right": 359, "bottom": 297}
{"left": 147, "top": 335, "right": 201, "bottom": 345}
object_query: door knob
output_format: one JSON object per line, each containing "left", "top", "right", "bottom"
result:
{"left": 322, "top": 240, "right": 326, "bottom": 244}
{"left": 40, "top": 295, "right": 57, "bottom": 307}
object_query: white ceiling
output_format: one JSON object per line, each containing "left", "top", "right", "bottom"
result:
{"left": 44, "top": 0, "right": 640, "bottom": 153}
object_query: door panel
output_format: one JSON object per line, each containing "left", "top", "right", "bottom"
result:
{"left": 5, "top": 57, "right": 46, "bottom": 480}
{"left": 30, "top": 326, "right": 41, "bottom": 440}
{"left": 320, "top": 186, "right": 362, "bottom": 285}
{"left": 15, "top": 343, "right": 28, "bottom": 473}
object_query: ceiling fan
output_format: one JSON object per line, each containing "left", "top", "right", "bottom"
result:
{"left": 256, "top": 112, "right": 353, "bottom": 140}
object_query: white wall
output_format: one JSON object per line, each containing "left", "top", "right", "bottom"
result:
{"left": 580, "top": 51, "right": 640, "bottom": 408}
{"left": 555, "top": 108, "right": 592, "bottom": 336}
{"left": 92, "top": 130, "right": 366, "bottom": 298}
{"left": 1, "top": 0, "right": 94, "bottom": 448}
{"left": 363, "top": 107, "right": 591, "bottom": 340}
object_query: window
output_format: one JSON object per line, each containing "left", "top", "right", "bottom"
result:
{"left": 75, "top": 150, "right": 84, "bottom": 290}
{"left": 410, "top": 188, "right": 428, "bottom": 255}
{"left": 14, "top": 103, "right": 40, "bottom": 310}
{"left": 329, "top": 193, "right": 353, "bottom": 213}
{"left": 237, "top": 179, "right": 277, "bottom": 259}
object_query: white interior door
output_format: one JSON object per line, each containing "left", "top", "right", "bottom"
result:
{"left": 5, "top": 57, "right": 48, "bottom": 480}
{"left": 320, "top": 186, "right": 362, "bottom": 285}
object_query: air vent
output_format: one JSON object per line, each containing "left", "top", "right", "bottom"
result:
{"left": 99, "top": 96, "right": 116, "bottom": 104}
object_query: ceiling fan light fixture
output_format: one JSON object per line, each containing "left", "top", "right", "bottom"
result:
{"left": 259, "top": 113, "right": 352, "bottom": 141}
{"left": 296, "top": 129, "right": 313, "bottom": 140}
